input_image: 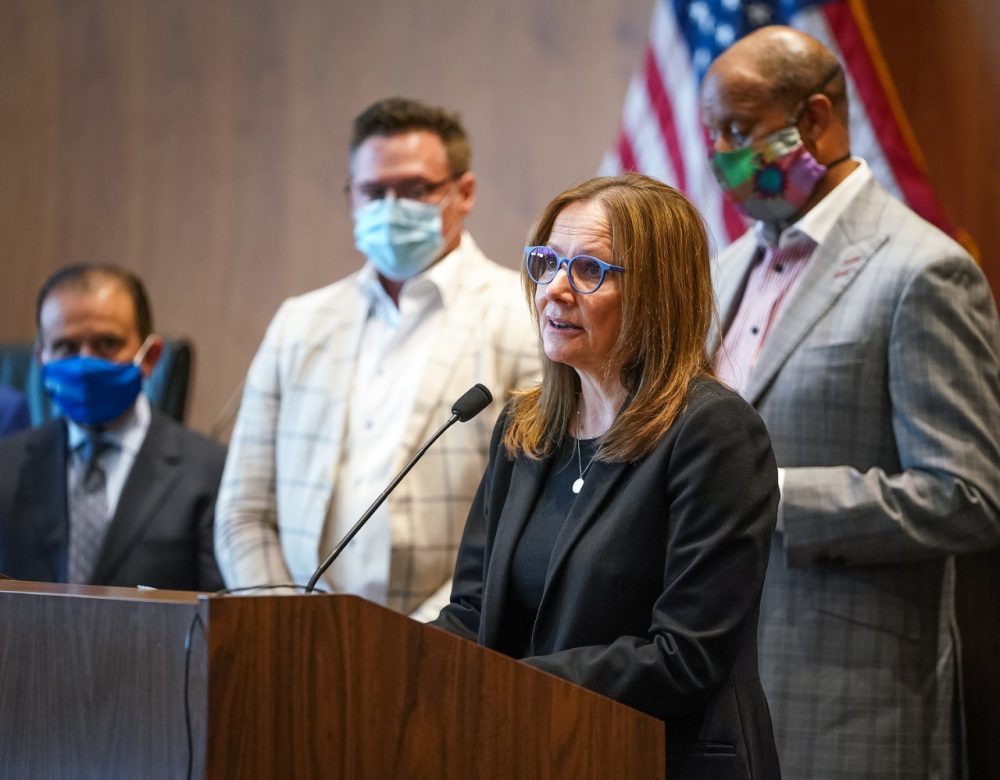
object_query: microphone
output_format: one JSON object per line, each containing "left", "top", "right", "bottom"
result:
{"left": 449, "top": 382, "right": 493, "bottom": 422}
{"left": 304, "top": 383, "right": 494, "bottom": 593}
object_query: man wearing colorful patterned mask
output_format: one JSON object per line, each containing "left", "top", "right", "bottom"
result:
{"left": 702, "top": 25, "right": 1000, "bottom": 780}
{"left": 708, "top": 63, "right": 847, "bottom": 225}
{"left": 215, "top": 98, "right": 540, "bottom": 619}
{"left": 0, "top": 264, "right": 226, "bottom": 590}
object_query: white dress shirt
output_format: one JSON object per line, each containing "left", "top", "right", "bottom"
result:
{"left": 66, "top": 393, "right": 151, "bottom": 516}
{"left": 320, "top": 252, "right": 460, "bottom": 604}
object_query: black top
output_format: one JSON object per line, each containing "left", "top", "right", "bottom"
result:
{"left": 498, "top": 435, "right": 599, "bottom": 657}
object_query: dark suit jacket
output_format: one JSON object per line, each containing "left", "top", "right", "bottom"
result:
{"left": 0, "top": 408, "right": 225, "bottom": 591}
{"left": 435, "top": 379, "right": 781, "bottom": 780}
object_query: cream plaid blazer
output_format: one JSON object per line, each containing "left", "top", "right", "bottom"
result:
{"left": 215, "top": 235, "right": 540, "bottom": 615}
{"left": 714, "top": 175, "right": 1000, "bottom": 780}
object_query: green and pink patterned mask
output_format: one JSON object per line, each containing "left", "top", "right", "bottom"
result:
{"left": 711, "top": 126, "right": 827, "bottom": 224}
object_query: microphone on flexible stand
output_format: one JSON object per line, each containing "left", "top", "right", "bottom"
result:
{"left": 304, "top": 383, "right": 494, "bottom": 593}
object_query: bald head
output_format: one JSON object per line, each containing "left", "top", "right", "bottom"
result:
{"left": 706, "top": 26, "right": 848, "bottom": 125}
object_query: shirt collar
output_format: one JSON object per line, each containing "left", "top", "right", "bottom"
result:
{"left": 756, "top": 158, "right": 871, "bottom": 249}
{"left": 67, "top": 392, "right": 151, "bottom": 456}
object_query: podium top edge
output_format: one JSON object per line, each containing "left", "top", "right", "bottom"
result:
{"left": 0, "top": 579, "right": 203, "bottom": 604}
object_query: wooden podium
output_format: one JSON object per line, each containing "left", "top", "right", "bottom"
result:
{"left": 0, "top": 581, "right": 665, "bottom": 779}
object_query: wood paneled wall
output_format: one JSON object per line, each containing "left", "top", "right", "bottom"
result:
{"left": 865, "top": 0, "right": 1000, "bottom": 283}
{"left": 0, "top": 0, "right": 650, "bottom": 432}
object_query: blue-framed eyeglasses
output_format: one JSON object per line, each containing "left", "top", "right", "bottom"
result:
{"left": 524, "top": 245, "right": 625, "bottom": 294}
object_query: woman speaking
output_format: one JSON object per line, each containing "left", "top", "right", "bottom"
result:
{"left": 434, "top": 173, "right": 780, "bottom": 779}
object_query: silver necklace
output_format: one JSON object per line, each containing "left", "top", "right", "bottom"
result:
{"left": 572, "top": 408, "right": 598, "bottom": 494}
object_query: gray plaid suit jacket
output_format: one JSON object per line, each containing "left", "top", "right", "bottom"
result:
{"left": 215, "top": 234, "right": 540, "bottom": 614}
{"left": 713, "top": 175, "right": 1000, "bottom": 780}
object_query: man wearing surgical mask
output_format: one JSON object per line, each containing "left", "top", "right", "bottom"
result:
{"left": 215, "top": 98, "right": 539, "bottom": 619}
{"left": 0, "top": 264, "right": 226, "bottom": 590}
{"left": 703, "top": 27, "right": 1000, "bottom": 780}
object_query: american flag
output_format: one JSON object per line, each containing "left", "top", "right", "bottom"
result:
{"left": 600, "top": 0, "right": 953, "bottom": 248}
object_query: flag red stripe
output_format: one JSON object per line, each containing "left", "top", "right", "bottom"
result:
{"left": 617, "top": 130, "right": 638, "bottom": 172}
{"left": 644, "top": 47, "right": 687, "bottom": 192}
{"left": 822, "top": 2, "right": 952, "bottom": 232}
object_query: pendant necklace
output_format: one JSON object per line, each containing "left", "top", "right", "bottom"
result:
{"left": 572, "top": 406, "right": 598, "bottom": 494}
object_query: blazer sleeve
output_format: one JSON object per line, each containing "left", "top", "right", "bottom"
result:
{"left": 526, "top": 391, "right": 778, "bottom": 718}
{"left": 781, "top": 253, "right": 1000, "bottom": 566}
{"left": 214, "top": 303, "right": 296, "bottom": 589}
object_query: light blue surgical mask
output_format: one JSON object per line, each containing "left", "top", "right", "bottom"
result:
{"left": 353, "top": 195, "right": 446, "bottom": 281}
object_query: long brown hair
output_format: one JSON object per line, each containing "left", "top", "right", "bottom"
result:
{"left": 503, "top": 173, "right": 717, "bottom": 462}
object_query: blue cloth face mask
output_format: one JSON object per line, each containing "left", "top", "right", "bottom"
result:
{"left": 42, "top": 337, "right": 153, "bottom": 426}
{"left": 352, "top": 195, "right": 446, "bottom": 281}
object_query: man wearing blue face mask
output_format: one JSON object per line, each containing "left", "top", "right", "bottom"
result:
{"left": 215, "top": 98, "right": 540, "bottom": 618}
{"left": 703, "top": 26, "right": 1000, "bottom": 780}
{"left": 0, "top": 264, "right": 226, "bottom": 591}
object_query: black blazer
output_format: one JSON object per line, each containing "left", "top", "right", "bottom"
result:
{"left": 435, "top": 379, "right": 781, "bottom": 780}
{"left": 0, "top": 408, "right": 225, "bottom": 591}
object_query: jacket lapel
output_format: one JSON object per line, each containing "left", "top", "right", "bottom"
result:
{"left": 743, "top": 181, "right": 890, "bottom": 405}
{"left": 311, "top": 289, "right": 368, "bottom": 535}
{"left": 22, "top": 422, "right": 71, "bottom": 581}
{"left": 479, "top": 449, "right": 631, "bottom": 649}
{"left": 90, "top": 411, "right": 179, "bottom": 584}
{"left": 395, "top": 240, "right": 486, "bottom": 463}
{"left": 480, "top": 453, "right": 552, "bottom": 648}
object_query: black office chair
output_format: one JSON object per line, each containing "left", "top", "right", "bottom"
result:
{"left": 0, "top": 338, "right": 194, "bottom": 426}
